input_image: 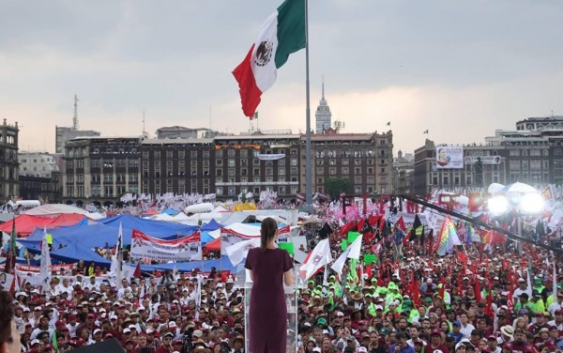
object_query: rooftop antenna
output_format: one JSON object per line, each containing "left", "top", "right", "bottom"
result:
{"left": 73, "top": 94, "right": 79, "bottom": 130}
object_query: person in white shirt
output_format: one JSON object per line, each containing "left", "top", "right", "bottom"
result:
{"left": 548, "top": 292, "right": 563, "bottom": 317}
{"left": 83, "top": 276, "right": 100, "bottom": 291}
{"left": 58, "top": 278, "right": 73, "bottom": 300}
{"left": 513, "top": 278, "right": 532, "bottom": 302}
{"left": 46, "top": 279, "right": 60, "bottom": 301}
{"left": 459, "top": 313, "right": 475, "bottom": 338}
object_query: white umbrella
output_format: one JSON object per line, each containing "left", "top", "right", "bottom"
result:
{"left": 500, "top": 182, "right": 537, "bottom": 194}
{"left": 487, "top": 183, "right": 505, "bottom": 194}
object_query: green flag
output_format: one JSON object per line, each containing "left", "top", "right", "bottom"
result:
{"left": 341, "top": 240, "right": 348, "bottom": 251}
{"left": 278, "top": 242, "right": 294, "bottom": 255}
{"left": 364, "top": 254, "right": 377, "bottom": 265}
{"left": 52, "top": 330, "right": 59, "bottom": 353}
{"left": 348, "top": 232, "right": 360, "bottom": 243}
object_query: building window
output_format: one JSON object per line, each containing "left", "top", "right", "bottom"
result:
{"left": 104, "top": 186, "right": 114, "bottom": 197}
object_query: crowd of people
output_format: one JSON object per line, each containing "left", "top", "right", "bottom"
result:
{"left": 2, "top": 210, "right": 563, "bottom": 353}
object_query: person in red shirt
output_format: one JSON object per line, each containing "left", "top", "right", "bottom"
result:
{"left": 503, "top": 329, "right": 535, "bottom": 353}
{"left": 424, "top": 329, "right": 450, "bottom": 353}
{"left": 155, "top": 333, "right": 174, "bottom": 353}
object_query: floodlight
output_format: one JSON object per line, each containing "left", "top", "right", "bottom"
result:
{"left": 487, "top": 195, "right": 509, "bottom": 216}
{"left": 519, "top": 193, "right": 544, "bottom": 215}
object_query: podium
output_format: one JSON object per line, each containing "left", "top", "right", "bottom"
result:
{"left": 235, "top": 268, "right": 303, "bottom": 353}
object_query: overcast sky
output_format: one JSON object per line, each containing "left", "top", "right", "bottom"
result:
{"left": 2, "top": 0, "right": 562, "bottom": 154}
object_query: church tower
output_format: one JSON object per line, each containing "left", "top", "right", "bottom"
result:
{"left": 315, "top": 81, "right": 332, "bottom": 134}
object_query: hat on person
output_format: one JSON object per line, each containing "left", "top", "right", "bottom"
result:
{"left": 163, "top": 332, "right": 174, "bottom": 338}
{"left": 31, "top": 340, "right": 41, "bottom": 347}
{"left": 487, "top": 335, "right": 496, "bottom": 341}
{"left": 500, "top": 325, "right": 514, "bottom": 337}
{"left": 357, "top": 347, "right": 367, "bottom": 353}
{"left": 313, "top": 348, "right": 322, "bottom": 353}
{"left": 317, "top": 318, "right": 327, "bottom": 326}
{"left": 452, "top": 321, "right": 461, "bottom": 327}
{"left": 193, "top": 330, "right": 203, "bottom": 338}
{"left": 93, "top": 329, "right": 102, "bottom": 335}
{"left": 518, "top": 278, "right": 526, "bottom": 283}
{"left": 431, "top": 329, "right": 441, "bottom": 336}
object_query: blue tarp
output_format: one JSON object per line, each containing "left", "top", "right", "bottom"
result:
{"left": 50, "top": 243, "right": 111, "bottom": 267}
{"left": 99, "top": 214, "right": 197, "bottom": 236}
{"left": 200, "top": 219, "right": 222, "bottom": 231}
{"left": 19, "top": 222, "right": 187, "bottom": 252}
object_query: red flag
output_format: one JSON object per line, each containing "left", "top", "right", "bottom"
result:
{"left": 365, "top": 265, "right": 372, "bottom": 280}
{"left": 340, "top": 221, "right": 356, "bottom": 236}
{"left": 379, "top": 217, "right": 386, "bottom": 231}
{"left": 395, "top": 217, "right": 406, "bottom": 232}
{"left": 368, "top": 215, "right": 380, "bottom": 227}
{"left": 133, "top": 262, "right": 142, "bottom": 278}
{"left": 412, "top": 279, "right": 421, "bottom": 307}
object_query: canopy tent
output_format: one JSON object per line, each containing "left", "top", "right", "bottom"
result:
{"left": 141, "top": 209, "right": 158, "bottom": 216}
{"left": 488, "top": 183, "right": 505, "bottom": 195}
{"left": 0, "top": 214, "right": 86, "bottom": 237}
{"left": 98, "top": 214, "right": 197, "bottom": 236}
{"left": 162, "top": 209, "right": 179, "bottom": 216}
{"left": 200, "top": 219, "right": 222, "bottom": 231}
{"left": 19, "top": 222, "right": 184, "bottom": 251}
{"left": 50, "top": 242, "right": 111, "bottom": 267}
{"left": 205, "top": 237, "right": 221, "bottom": 251}
{"left": 500, "top": 182, "right": 537, "bottom": 194}
{"left": 23, "top": 204, "right": 93, "bottom": 217}
{"left": 200, "top": 231, "right": 216, "bottom": 245}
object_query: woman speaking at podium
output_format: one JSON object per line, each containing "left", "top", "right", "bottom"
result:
{"left": 245, "top": 218, "right": 294, "bottom": 353}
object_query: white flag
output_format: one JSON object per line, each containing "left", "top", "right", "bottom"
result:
{"left": 226, "top": 238, "right": 261, "bottom": 266}
{"left": 40, "top": 227, "right": 52, "bottom": 292}
{"left": 111, "top": 223, "right": 124, "bottom": 289}
{"left": 331, "top": 234, "right": 363, "bottom": 276}
{"left": 299, "top": 239, "right": 333, "bottom": 281}
{"left": 195, "top": 275, "right": 203, "bottom": 320}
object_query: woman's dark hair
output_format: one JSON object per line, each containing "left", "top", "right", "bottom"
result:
{"left": 260, "top": 218, "right": 278, "bottom": 251}
{"left": 0, "top": 290, "right": 14, "bottom": 346}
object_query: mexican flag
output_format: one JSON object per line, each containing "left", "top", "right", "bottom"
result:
{"left": 232, "top": 0, "right": 306, "bottom": 118}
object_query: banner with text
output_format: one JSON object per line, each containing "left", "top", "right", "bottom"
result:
{"left": 257, "top": 154, "right": 285, "bottom": 161}
{"left": 436, "top": 146, "right": 464, "bottom": 169}
{"left": 131, "top": 230, "right": 202, "bottom": 262}
{"left": 220, "top": 225, "right": 291, "bottom": 255}
{"left": 15, "top": 263, "right": 75, "bottom": 274}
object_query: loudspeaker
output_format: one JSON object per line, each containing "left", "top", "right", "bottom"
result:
{"left": 67, "top": 338, "right": 124, "bottom": 353}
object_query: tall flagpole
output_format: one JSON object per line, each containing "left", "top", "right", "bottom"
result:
{"left": 305, "top": 0, "right": 312, "bottom": 207}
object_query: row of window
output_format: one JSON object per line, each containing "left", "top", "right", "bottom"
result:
{"left": 316, "top": 167, "right": 378, "bottom": 175}
{"left": 67, "top": 174, "right": 138, "bottom": 183}
{"left": 216, "top": 185, "right": 299, "bottom": 196}
{"left": 66, "top": 185, "right": 139, "bottom": 198}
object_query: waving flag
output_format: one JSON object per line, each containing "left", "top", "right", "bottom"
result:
{"left": 232, "top": 0, "right": 306, "bottom": 117}
{"left": 436, "top": 216, "right": 461, "bottom": 256}
{"left": 300, "top": 239, "right": 332, "bottom": 281}
{"left": 331, "top": 234, "right": 363, "bottom": 276}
